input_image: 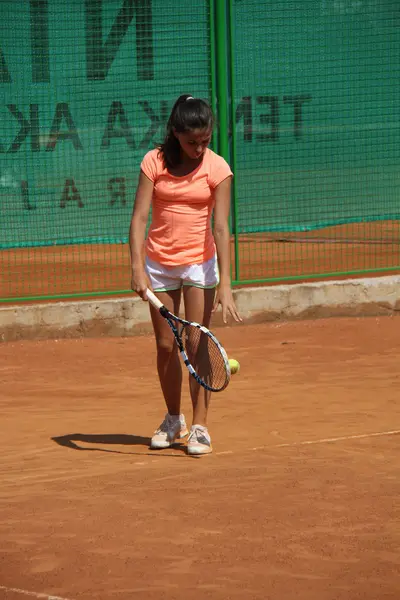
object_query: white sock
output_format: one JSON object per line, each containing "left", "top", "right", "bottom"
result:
{"left": 169, "top": 413, "right": 183, "bottom": 423}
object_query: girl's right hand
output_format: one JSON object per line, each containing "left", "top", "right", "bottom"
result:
{"left": 131, "top": 267, "right": 149, "bottom": 300}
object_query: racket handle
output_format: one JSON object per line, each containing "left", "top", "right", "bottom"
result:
{"left": 145, "top": 288, "right": 164, "bottom": 310}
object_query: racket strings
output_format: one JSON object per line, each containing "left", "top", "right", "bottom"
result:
{"left": 182, "top": 325, "right": 228, "bottom": 391}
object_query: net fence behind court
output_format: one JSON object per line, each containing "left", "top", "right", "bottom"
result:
{"left": 230, "top": 0, "right": 400, "bottom": 282}
{"left": 1, "top": 0, "right": 212, "bottom": 299}
{"left": 1, "top": 0, "right": 400, "bottom": 301}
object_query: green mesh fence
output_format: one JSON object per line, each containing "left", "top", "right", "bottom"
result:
{"left": 1, "top": 0, "right": 400, "bottom": 301}
{"left": 231, "top": 0, "right": 400, "bottom": 233}
{"left": 0, "top": 0, "right": 213, "bottom": 299}
{"left": 1, "top": 0, "right": 211, "bottom": 248}
{"left": 230, "top": 0, "right": 400, "bottom": 282}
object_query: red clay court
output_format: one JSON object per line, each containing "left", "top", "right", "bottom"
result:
{"left": 2, "top": 221, "right": 400, "bottom": 301}
{"left": 1, "top": 315, "right": 400, "bottom": 599}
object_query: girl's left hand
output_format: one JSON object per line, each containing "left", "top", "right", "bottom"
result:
{"left": 212, "top": 284, "right": 242, "bottom": 324}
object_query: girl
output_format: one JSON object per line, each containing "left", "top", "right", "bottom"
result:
{"left": 129, "top": 94, "right": 241, "bottom": 456}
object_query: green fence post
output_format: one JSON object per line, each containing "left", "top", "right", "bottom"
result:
{"left": 209, "top": 0, "right": 218, "bottom": 153}
{"left": 228, "top": 0, "right": 240, "bottom": 283}
{"left": 215, "top": 0, "right": 240, "bottom": 281}
{"left": 215, "top": 0, "right": 229, "bottom": 162}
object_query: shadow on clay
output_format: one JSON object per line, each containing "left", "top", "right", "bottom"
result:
{"left": 51, "top": 433, "right": 188, "bottom": 457}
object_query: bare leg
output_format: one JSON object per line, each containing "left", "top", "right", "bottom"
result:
{"left": 149, "top": 289, "right": 182, "bottom": 415}
{"left": 182, "top": 286, "right": 215, "bottom": 426}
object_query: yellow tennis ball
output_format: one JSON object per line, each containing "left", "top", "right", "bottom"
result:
{"left": 228, "top": 358, "right": 240, "bottom": 375}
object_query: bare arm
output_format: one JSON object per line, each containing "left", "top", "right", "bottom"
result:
{"left": 212, "top": 176, "right": 242, "bottom": 323}
{"left": 129, "top": 170, "right": 154, "bottom": 299}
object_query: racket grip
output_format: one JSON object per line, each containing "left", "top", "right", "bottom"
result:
{"left": 145, "top": 288, "right": 164, "bottom": 310}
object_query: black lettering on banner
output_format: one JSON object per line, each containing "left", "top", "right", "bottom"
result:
{"left": 235, "top": 96, "right": 252, "bottom": 142}
{"left": 30, "top": 0, "right": 50, "bottom": 83}
{"left": 7, "top": 104, "right": 40, "bottom": 152}
{"left": 135, "top": 0, "right": 154, "bottom": 81}
{"left": 257, "top": 96, "right": 279, "bottom": 142}
{"left": 0, "top": 48, "right": 11, "bottom": 83}
{"left": 21, "top": 180, "right": 36, "bottom": 210}
{"left": 46, "top": 103, "right": 83, "bottom": 151}
{"left": 85, "top": 0, "right": 154, "bottom": 81}
{"left": 60, "top": 179, "right": 84, "bottom": 208}
{"left": 139, "top": 100, "right": 169, "bottom": 149}
{"left": 108, "top": 177, "right": 126, "bottom": 205}
{"left": 283, "top": 95, "right": 312, "bottom": 138}
{"left": 101, "top": 101, "right": 135, "bottom": 149}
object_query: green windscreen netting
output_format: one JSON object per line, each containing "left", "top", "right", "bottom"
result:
{"left": 232, "top": 0, "right": 400, "bottom": 233}
{"left": 1, "top": 0, "right": 212, "bottom": 249}
{"left": 1, "top": 0, "right": 400, "bottom": 300}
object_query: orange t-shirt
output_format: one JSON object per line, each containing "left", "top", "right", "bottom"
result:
{"left": 140, "top": 148, "right": 233, "bottom": 266}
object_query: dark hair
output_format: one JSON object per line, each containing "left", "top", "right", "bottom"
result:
{"left": 157, "top": 94, "right": 214, "bottom": 169}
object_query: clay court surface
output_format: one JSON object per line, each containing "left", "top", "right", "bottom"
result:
{"left": 2, "top": 221, "right": 400, "bottom": 301}
{"left": 1, "top": 315, "right": 400, "bottom": 599}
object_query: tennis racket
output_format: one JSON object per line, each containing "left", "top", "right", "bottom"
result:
{"left": 146, "top": 289, "right": 231, "bottom": 392}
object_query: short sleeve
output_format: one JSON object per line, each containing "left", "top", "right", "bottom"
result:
{"left": 208, "top": 152, "right": 233, "bottom": 189}
{"left": 140, "top": 150, "right": 162, "bottom": 182}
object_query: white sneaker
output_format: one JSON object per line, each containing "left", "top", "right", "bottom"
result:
{"left": 150, "top": 413, "right": 188, "bottom": 449}
{"left": 187, "top": 425, "right": 212, "bottom": 455}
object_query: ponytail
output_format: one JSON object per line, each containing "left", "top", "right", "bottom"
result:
{"left": 157, "top": 94, "right": 214, "bottom": 169}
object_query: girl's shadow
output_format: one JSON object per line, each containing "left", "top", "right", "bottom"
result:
{"left": 51, "top": 433, "right": 187, "bottom": 456}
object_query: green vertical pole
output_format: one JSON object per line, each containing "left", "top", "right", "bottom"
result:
{"left": 209, "top": 0, "right": 218, "bottom": 152}
{"left": 215, "top": 0, "right": 239, "bottom": 281}
{"left": 215, "top": 0, "right": 230, "bottom": 164}
{"left": 228, "top": 0, "right": 240, "bottom": 282}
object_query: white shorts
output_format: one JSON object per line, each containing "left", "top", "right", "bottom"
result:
{"left": 145, "top": 255, "right": 219, "bottom": 292}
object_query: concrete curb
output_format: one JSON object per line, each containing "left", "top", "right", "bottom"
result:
{"left": 1, "top": 275, "right": 400, "bottom": 342}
